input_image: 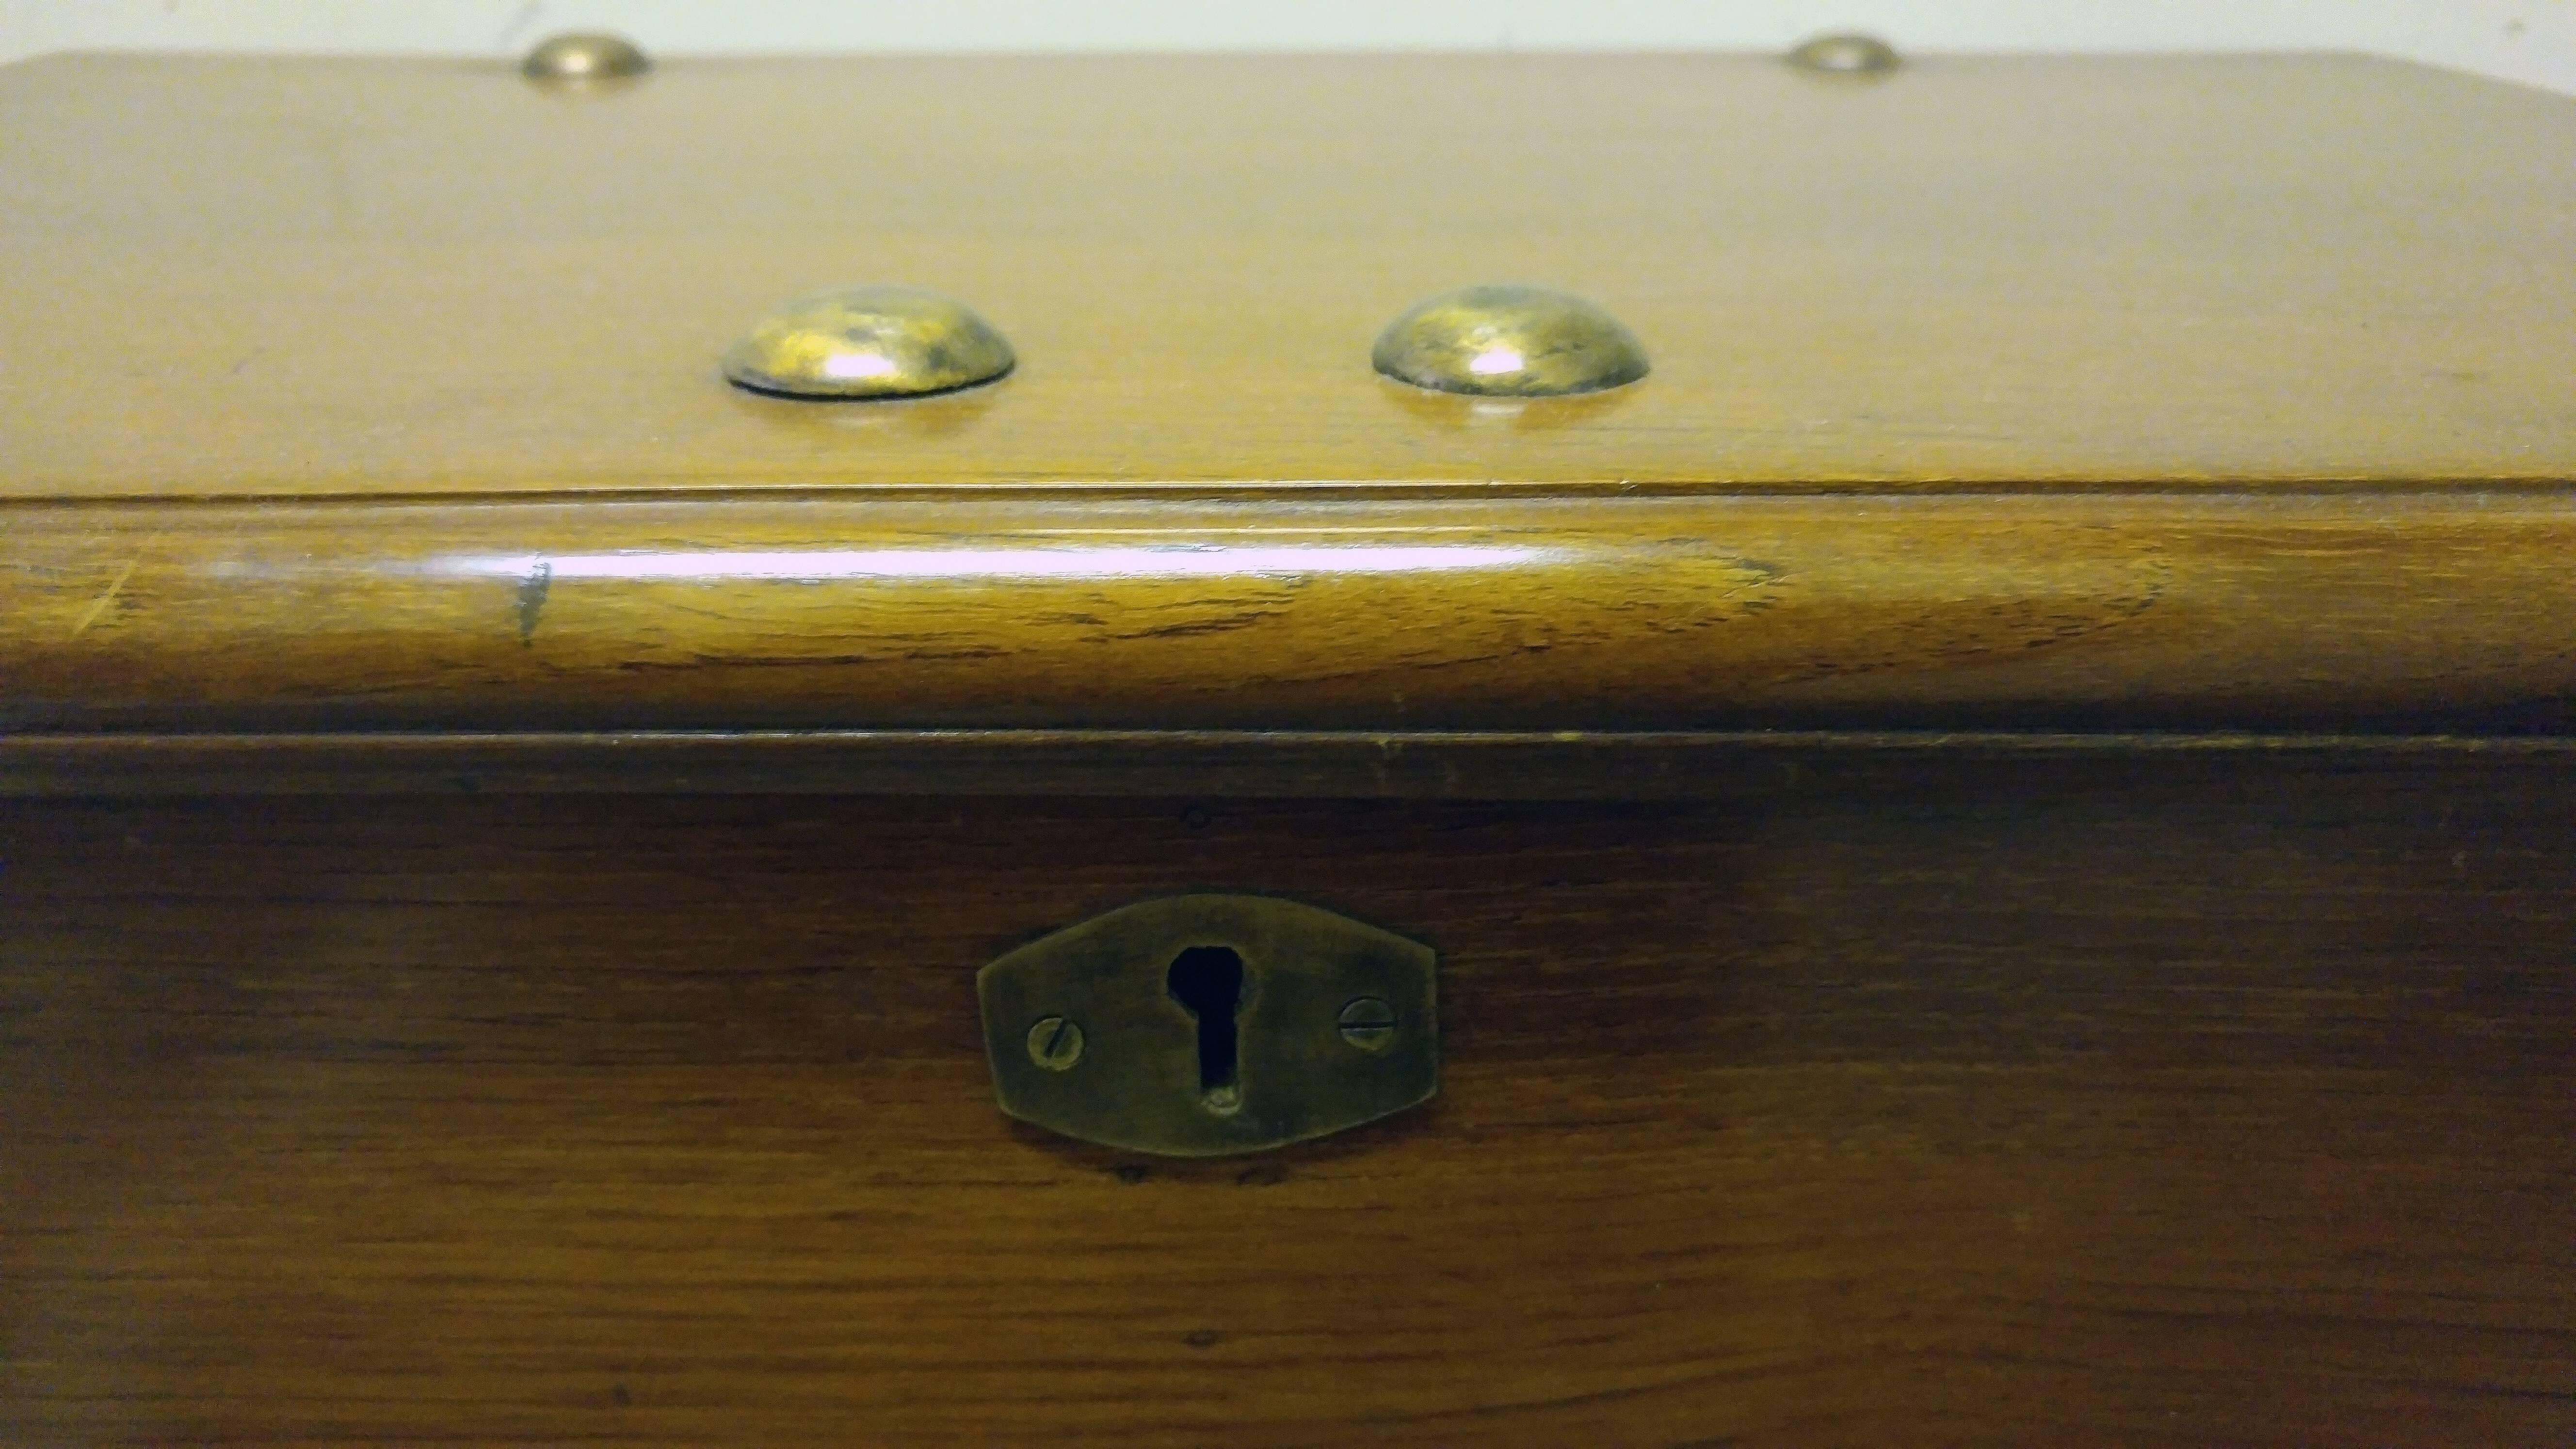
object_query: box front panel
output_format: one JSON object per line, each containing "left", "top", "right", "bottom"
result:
{"left": 3, "top": 758, "right": 2570, "bottom": 1444}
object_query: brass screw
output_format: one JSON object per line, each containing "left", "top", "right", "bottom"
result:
{"left": 1337, "top": 998, "right": 1398, "bottom": 1051}
{"left": 1785, "top": 33, "right": 1900, "bottom": 77}
{"left": 1026, "top": 1015, "right": 1085, "bottom": 1070}
{"left": 521, "top": 32, "right": 652, "bottom": 88}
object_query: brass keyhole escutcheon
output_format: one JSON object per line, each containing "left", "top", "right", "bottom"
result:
{"left": 978, "top": 895, "right": 1438, "bottom": 1157}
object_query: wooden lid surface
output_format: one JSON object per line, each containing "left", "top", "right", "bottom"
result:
{"left": 5, "top": 53, "right": 2576, "bottom": 773}
{"left": 3, "top": 51, "right": 2574, "bottom": 498}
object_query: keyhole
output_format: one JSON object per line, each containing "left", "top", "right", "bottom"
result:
{"left": 1166, "top": 946, "right": 1245, "bottom": 1114}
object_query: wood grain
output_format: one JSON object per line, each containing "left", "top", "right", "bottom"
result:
{"left": 1, "top": 53, "right": 2572, "bottom": 498}
{"left": 7, "top": 491, "right": 2576, "bottom": 733}
{"left": 4, "top": 760, "right": 2573, "bottom": 1444}
{"left": 4, "top": 52, "right": 2572, "bottom": 1446}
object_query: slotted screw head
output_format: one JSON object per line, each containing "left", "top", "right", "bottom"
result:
{"left": 1027, "top": 1015, "right": 1086, "bottom": 1070}
{"left": 1337, "top": 997, "right": 1398, "bottom": 1051}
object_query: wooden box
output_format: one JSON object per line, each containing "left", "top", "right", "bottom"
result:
{"left": 3, "top": 47, "right": 2573, "bottom": 1444}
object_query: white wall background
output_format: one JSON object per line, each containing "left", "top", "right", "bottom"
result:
{"left": 3, "top": 1, "right": 2574, "bottom": 95}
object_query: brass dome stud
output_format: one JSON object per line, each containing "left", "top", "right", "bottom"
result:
{"left": 1371, "top": 285, "right": 1649, "bottom": 398}
{"left": 722, "top": 287, "right": 1017, "bottom": 400}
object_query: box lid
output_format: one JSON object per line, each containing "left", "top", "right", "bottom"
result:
{"left": 3, "top": 52, "right": 2575, "bottom": 788}
{"left": 3, "top": 51, "right": 2574, "bottom": 496}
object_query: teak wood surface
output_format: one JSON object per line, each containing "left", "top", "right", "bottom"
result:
{"left": 3, "top": 50, "right": 2575, "bottom": 1448}
{"left": 3, "top": 53, "right": 2576, "bottom": 755}
{"left": 8, "top": 492, "right": 2576, "bottom": 739}
{"left": 4, "top": 52, "right": 2574, "bottom": 497}
{"left": 5, "top": 760, "right": 2573, "bottom": 1444}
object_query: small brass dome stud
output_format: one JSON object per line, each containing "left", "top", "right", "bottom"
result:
{"left": 723, "top": 287, "right": 1017, "bottom": 400}
{"left": 520, "top": 33, "right": 652, "bottom": 88}
{"left": 1785, "top": 33, "right": 1901, "bottom": 78}
{"left": 1371, "top": 285, "right": 1649, "bottom": 398}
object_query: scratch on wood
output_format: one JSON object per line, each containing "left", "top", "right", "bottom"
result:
{"left": 516, "top": 561, "right": 552, "bottom": 644}
{"left": 68, "top": 561, "right": 137, "bottom": 638}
